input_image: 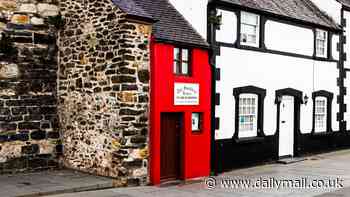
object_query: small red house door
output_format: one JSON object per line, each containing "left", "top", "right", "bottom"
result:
{"left": 160, "top": 113, "right": 182, "bottom": 182}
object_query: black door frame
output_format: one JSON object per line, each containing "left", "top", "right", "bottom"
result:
{"left": 275, "top": 88, "right": 303, "bottom": 158}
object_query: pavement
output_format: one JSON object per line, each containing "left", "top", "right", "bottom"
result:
{"left": 48, "top": 149, "right": 350, "bottom": 197}
{"left": 0, "top": 169, "right": 114, "bottom": 197}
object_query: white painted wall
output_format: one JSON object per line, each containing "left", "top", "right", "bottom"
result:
{"left": 215, "top": 13, "right": 317, "bottom": 57}
{"left": 265, "top": 21, "right": 314, "bottom": 56}
{"left": 216, "top": 9, "right": 237, "bottom": 44}
{"left": 310, "top": 0, "right": 342, "bottom": 24}
{"left": 345, "top": 76, "right": 350, "bottom": 130}
{"left": 332, "top": 34, "right": 340, "bottom": 60}
{"left": 215, "top": 47, "right": 339, "bottom": 140}
{"left": 344, "top": 11, "right": 350, "bottom": 69}
{"left": 168, "top": 0, "right": 208, "bottom": 38}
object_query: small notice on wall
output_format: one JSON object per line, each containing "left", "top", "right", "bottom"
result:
{"left": 174, "top": 83, "right": 200, "bottom": 105}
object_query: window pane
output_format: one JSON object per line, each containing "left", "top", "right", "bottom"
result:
{"left": 192, "top": 113, "right": 201, "bottom": 131}
{"left": 174, "top": 48, "right": 180, "bottom": 61}
{"left": 174, "top": 61, "right": 180, "bottom": 74}
{"left": 238, "top": 94, "right": 258, "bottom": 133}
{"left": 316, "top": 30, "right": 327, "bottom": 57}
{"left": 315, "top": 97, "right": 327, "bottom": 132}
{"left": 242, "top": 12, "right": 258, "bottom": 25}
{"left": 182, "top": 49, "right": 188, "bottom": 61}
{"left": 182, "top": 62, "right": 188, "bottom": 75}
{"left": 241, "top": 24, "right": 256, "bottom": 35}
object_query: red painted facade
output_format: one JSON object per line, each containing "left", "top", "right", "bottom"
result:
{"left": 149, "top": 40, "right": 212, "bottom": 185}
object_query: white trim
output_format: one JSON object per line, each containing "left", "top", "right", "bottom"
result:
{"left": 315, "top": 96, "right": 327, "bottom": 133}
{"left": 240, "top": 12, "right": 260, "bottom": 47}
{"left": 315, "top": 29, "right": 328, "bottom": 58}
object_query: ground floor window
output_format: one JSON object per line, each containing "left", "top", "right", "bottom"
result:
{"left": 312, "top": 90, "right": 333, "bottom": 134}
{"left": 238, "top": 94, "right": 258, "bottom": 138}
{"left": 192, "top": 112, "right": 203, "bottom": 133}
{"left": 315, "top": 97, "right": 327, "bottom": 132}
{"left": 233, "top": 86, "right": 266, "bottom": 139}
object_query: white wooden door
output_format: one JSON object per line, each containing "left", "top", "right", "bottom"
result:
{"left": 279, "top": 96, "right": 294, "bottom": 157}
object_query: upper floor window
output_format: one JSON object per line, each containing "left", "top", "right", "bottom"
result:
{"left": 174, "top": 47, "right": 190, "bottom": 76}
{"left": 240, "top": 12, "right": 260, "bottom": 47}
{"left": 316, "top": 29, "right": 328, "bottom": 58}
{"left": 314, "top": 97, "right": 327, "bottom": 132}
{"left": 238, "top": 94, "right": 258, "bottom": 138}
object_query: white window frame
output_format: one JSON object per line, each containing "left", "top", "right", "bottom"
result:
{"left": 315, "top": 96, "right": 327, "bottom": 133}
{"left": 240, "top": 12, "right": 260, "bottom": 47}
{"left": 238, "top": 94, "right": 258, "bottom": 138}
{"left": 316, "top": 29, "right": 328, "bottom": 58}
{"left": 173, "top": 47, "right": 190, "bottom": 75}
{"left": 192, "top": 112, "right": 202, "bottom": 132}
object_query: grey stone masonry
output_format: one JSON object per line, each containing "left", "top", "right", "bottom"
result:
{"left": 0, "top": 0, "right": 61, "bottom": 173}
{"left": 59, "top": 0, "right": 151, "bottom": 186}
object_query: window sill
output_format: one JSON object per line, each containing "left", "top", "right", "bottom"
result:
{"left": 312, "top": 131, "right": 332, "bottom": 137}
{"left": 192, "top": 130, "right": 202, "bottom": 135}
{"left": 234, "top": 136, "right": 264, "bottom": 144}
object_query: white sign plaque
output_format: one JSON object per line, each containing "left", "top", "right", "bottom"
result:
{"left": 174, "top": 83, "right": 199, "bottom": 105}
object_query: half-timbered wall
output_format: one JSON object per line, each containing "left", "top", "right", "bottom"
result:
{"left": 214, "top": 8, "right": 340, "bottom": 139}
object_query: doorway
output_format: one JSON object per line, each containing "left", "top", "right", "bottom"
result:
{"left": 160, "top": 113, "right": 182, "bottom": 182}
{"left": 278, "top": 96, "right": 295, "bottom": 158}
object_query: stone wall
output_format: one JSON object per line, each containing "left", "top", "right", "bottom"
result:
{"left": 0, "top": 0, "right": 61, "bottom": 172}
{"left": 59, "top": 0, "right": 151, "bottom": 186}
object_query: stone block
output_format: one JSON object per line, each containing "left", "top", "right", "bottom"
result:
{"left": 123, "top": 159, "right": 143, "bottom": 168}
{"left": 118, "top": 92, "right": 136, "bottom": 103}
{"left": 138, "top": 70, "right": 149, "bottom": 83}
{"left": 9, "top": 133, "right": 29, "bottom": 141}
{"left": 11, "top": 14, "right": 30, "bottom": 25}
{"left": 0, "top": 107, "right": 10, "bottom": 116}
{"left": 40, "top": 107, "right": 57, "bottom": 114}
{"left": 0, "top": 63, "right": 19, "bottom": 79}
{"left": 31, "top": 17, "right": 44, "bottom": 25}
{"left": 0, "top": 0, "right": 17, "bottom": 12}
{"left": 47, "top": 131, "right": 59, "bottom": 139}
{"left": 0, "top": 135, "right": 8, "bottom": 142}
{"left": 21, "top": 144, "right": 39, "bottom": 155}
{"left": 30, "top": 130, "right": 46, "bottom": 140}
{"left": 19, "top": 3, "right": 37, "bottom": 14}
{"left": 24, "top": 114, "right": 42, "bottom": 121}
{"left": 131, "top": 136, "right": 147, "bottom": 144}
{"left": 111, "top": 75, "right": 136, "bottom": 83}
{"left": 11, "top": 107, "right": 27, "bottom": 115}
{"left": 0, "top": 123, "right": 17, "bottom": 131}
{"left": 19, "top": 122, "right": 40, "bottom": 130}
{"left": 37, "top": 3, "right": 59, "bottom": 17}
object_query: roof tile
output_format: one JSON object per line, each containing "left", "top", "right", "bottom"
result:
{"left": 114, "top": 0, "right": 208, "bottom": 47}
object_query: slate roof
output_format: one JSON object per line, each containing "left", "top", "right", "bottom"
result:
{"left": 112, "top": 0, "right": 153, "bottom": 20}
{"left": 217, "top": 0, "right": 340, "bottom": 30}
{"left": 338, "top": 0, "right": 350, "bottom": 8}
{"left": 113, "top": 0, "right": 209, "bottom": 47}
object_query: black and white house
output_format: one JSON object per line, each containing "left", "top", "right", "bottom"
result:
{"left": 207, "top": 0, "right": 345, "bottom": 172}
{"left": 313, "top": 0, "right": 350, "bottom": 136}
{"left": 171, "top": 0, "right": 350, "bottom": 173}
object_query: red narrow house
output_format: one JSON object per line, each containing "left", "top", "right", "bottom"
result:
{"left": 140, "top": 0, "right": 212, "bottom": 184}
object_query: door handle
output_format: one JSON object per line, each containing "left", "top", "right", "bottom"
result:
{"left": 281, "top": 121, "right": 286, "bottom": 124}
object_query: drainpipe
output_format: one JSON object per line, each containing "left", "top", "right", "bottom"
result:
{"left": 339, "top": 8, "right": 346, "bottom": 132}
{"left": 207, "top": 2, "right": 218, "bottom": 176}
